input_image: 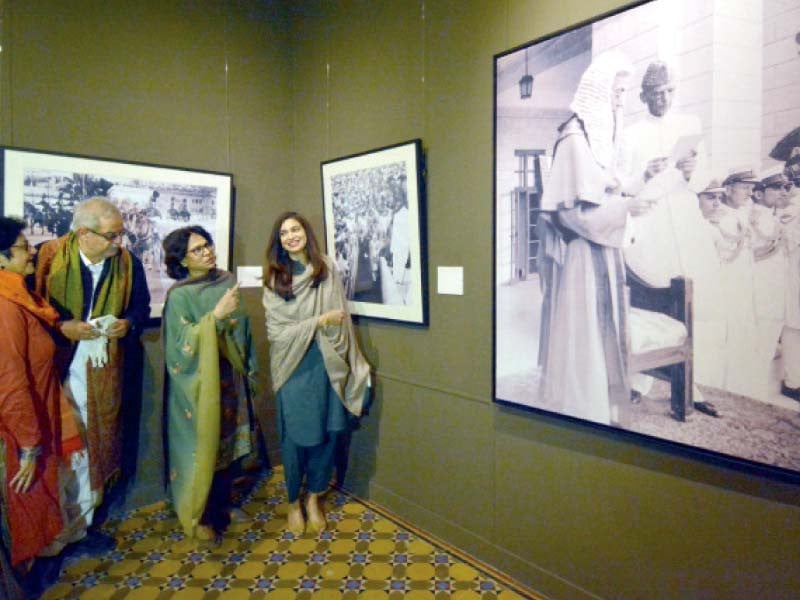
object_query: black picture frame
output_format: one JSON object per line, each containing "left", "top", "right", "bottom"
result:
{"left": 493, "top": 0, "right": 800, "bottom": 480}
{"left": 0, "top": 146, "right": 234, "bottom": 320}
{"left": 321, "top": 139, "right": 428, "bottom": 326}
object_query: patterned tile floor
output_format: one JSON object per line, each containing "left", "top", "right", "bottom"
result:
{"left": 41, "top": 468, "right": 534, "bottom": 599}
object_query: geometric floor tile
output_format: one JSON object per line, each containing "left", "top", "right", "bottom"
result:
{"left": 41, "top": 467, "right": 536, "bottom": 599}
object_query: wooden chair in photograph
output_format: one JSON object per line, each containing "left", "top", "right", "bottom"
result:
{"left": 626, "top": 273, "right": 694, "bottom": 421}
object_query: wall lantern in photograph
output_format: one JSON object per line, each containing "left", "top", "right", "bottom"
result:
{"left": 519, "top": 48, "right": 534, "bottom": 99}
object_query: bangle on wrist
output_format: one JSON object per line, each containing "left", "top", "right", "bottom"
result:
{"left": 19, "top": 446, "right": 41, "bottom": 461}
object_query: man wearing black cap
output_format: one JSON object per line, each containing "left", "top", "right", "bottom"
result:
{"left": 621, "top": 59, "right": 712, "bottom": 289}
{"left": 621, "top": 60, "right": 725, "bottom": 416}
{"left": 621, "top": 60, "right": 708, "bottom": 194}
{"left": 785, "top": 154, "right": 800, "bottom": 188}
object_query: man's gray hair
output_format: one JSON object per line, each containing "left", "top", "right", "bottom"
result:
{"left": 70, "top": 197, "right": 122, "bottom": 232}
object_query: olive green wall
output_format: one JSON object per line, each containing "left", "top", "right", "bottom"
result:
{"left": 2, "top": 0, "right": 292, "bottom": 266}
{"left": 1, "top": 0, "right": 292, "bottom": 491}
{"left": 3, "top": 1, "right": 800, "bottom": 599}
{"left": 287, "top": 1, "right": 800, "bottom": 599}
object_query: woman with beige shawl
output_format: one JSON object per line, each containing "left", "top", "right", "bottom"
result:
{"left": 263, "top": 212, "right": 370, "bottom": 535}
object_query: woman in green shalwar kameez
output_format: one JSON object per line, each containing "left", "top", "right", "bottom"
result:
{"left": 162, "top": 226, "right": 258, "bottom": 543}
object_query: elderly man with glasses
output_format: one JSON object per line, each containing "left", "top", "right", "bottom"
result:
{"left": 34, "top": 196, "right": 150, "bottom": 561}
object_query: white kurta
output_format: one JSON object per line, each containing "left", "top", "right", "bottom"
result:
{"left": 620, "top": 111, "right": 709, "bottom": 196}
{"left": 63, "top": 253, "right": 105, "bottom": 538}
{"left": 620, "top": 112, "right": 711, "bottom": 285}
{"left": 620, "top": 110, "right": 725, "bottom": 390}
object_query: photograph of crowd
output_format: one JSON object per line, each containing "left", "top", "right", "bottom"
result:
{"left": 493, "top": 0, "right": 800, "bottom": 475}
{"left": 2, "top": 149, "right": 231, "bottom": 317}
{"left": 322, "top": 140, "right": 427, "bottom": 325}
{"left": 330, "top": 162, "right": 410, "bottom": 304}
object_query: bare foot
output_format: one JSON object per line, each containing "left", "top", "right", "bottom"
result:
{"left": 287, "top": 501, "right": 305, "bottom": 535}
{"left": 196, "top": 524, "right": 216, "bottom": 541}
{"left": 195, "top": 525, "right": 221, "bottom": 548}
{"left": 229, "top": 507, "right": 251, "bottom": 523}
{"left": 305, "top": 493, "right": 327, "bottom": 533}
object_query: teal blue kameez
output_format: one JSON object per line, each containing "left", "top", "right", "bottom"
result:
{"left": 276, "top": 262, "right": 348, "bottom": 502}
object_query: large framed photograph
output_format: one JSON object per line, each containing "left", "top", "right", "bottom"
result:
{"left": 493, "top": 0, "right": 800, "bottom": 478}
{"left": 321, "top": 139, "right": 428, "bottom": 326}
{"left": 0, "top": 147, "right": 233, "bottom": 319}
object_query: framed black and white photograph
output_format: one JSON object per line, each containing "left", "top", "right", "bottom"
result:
{"left": 0, "top": 147, "right": 233, "bottom": 319}
{"left": 321, "top": 139, "right": 428, "bottom": 326}
{"left": 493, "top": 0, "right": 800, "bottom": 477}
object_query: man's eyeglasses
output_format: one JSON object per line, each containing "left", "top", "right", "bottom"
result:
{"left": 88, "top": 228, "right": 125, "bottom": 242}
{"left": 188, "top": 242, "right": 214, "bottom": 257}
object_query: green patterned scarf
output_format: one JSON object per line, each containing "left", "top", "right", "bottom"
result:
{"left": 46, "top": 232, "right": 133, "bottom": 320}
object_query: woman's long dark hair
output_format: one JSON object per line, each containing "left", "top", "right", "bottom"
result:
{"left": 263, "top": 211, "right": 328, "bottom": 300}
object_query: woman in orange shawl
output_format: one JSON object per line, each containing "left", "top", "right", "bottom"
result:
{"left": 0, "top": 217, "right": 70, "bottom": 597}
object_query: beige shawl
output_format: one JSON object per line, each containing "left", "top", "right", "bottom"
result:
{"left": 263, "top": 257, "right": 370, "bottom": 417}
